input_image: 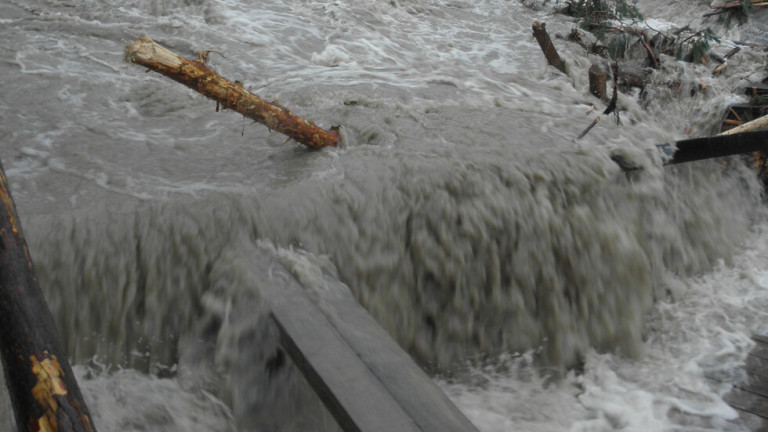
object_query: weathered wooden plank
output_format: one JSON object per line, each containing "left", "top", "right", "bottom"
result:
{"left": 749, "top": 343, "right": 768, "bottom": 362}
{"left": 258, "top": 255, "right": 478, "bottom": 432}
{"left": 261, "top": 263, "right": 419, "bottom": 432}
{"left": 724, "top": 387, "right": 768, "bottom": 420}
{"left": 745, "top": 355, "right": 768, "bottom": 380}
{"left": 732, "top": 409, "right": 768, "bottom": 430}
{"left": 315, "top": 273, "right": 480, "bottom": 432}
{"left": 735, "top": 372, "right": 768, "bottom": 399}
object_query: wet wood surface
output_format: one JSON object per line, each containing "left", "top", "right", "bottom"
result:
{"left": 0, "top": 158, "right": 96, "bottom": 432}
{"left": 724, "top": 334, "right": 768, "bottom": 428}
{"left": 258, "top": 255, "right": 479, "bottom": 432}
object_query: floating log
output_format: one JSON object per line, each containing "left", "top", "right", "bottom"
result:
{"left": 0, "top": 159, "right": 96, "bottom": 431}
{"left": 255, "top": 254, "right": 480, "bottom": 432}
{"left": 588, "top": 64, "right": 607, "bottom": 100}
{"left": 125, "top": 37, "right": 339, "bottom": 149}
{"left": 532, "top": 21, "right": 567, "bottom": 74}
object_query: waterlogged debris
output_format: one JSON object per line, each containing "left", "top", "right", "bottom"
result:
{"left": 611, "top": 131, "right": 768, "bottom": 171}
{"left": 532, "top": 21, "right": 567, "bottom": 74}
{"left": 125, "top": 37, "right": 340, "bottom": 150}
{"left": 0, "top": 158, "right": 96, "bottom": 432}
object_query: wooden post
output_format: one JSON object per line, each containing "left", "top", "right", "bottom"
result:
{"left": 125, "top": 37, "right": 340, "bottom": 149}
{"left": 588, "top": 65, "right": 607, "bottom": 100}
{"left": 532, "top": 21, "right": 567, "bottom": 74}
{"left": 0, "top": 159, "right": 96, "bottom": 431}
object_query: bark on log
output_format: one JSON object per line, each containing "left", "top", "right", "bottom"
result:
{"left": 0, "top": 159, "right": 96, "bottom": 432}
{"left": 532, "top": 22, "right": 567, "bottom": 74}
{"left": 588, "top": 65, "right": 607, "bottom": 100}
{"left": 125, "top": 37, "right": 339, "bottom": 149}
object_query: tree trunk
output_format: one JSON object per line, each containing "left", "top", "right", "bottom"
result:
{"left": 0, "top": 159, "right": 96, "bottom": 432}
{"left": 125, "top": 37, "right": 340, "bottom": 149}
{"left": 532, "top": 22, "right": 567, "bottom": 74}
{"left": 588, "top": 65, "right": 607, "bottom": 100}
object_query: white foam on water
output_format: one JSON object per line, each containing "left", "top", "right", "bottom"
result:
{"left": 444, "top": 220, "right": 768, "bottom": 431}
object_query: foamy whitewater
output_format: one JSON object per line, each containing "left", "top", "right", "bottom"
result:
{"left": 0, "top": 0, "right": 767, "bottom": 430}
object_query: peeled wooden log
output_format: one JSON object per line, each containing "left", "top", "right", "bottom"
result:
{"left": 125, "top": 37, "right": 339, "bottom": 149}
{"left": 532, "top": 22, "right": 567, "bottom": 74}
{"left": 0, "top": 159, "right": 96, "bottom": 431}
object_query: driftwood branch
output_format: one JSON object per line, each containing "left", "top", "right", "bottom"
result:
{"left": 0, "top": 158, "right": 96, "bottom": 432}
{"left": 532, "top": 22, "right": 567, "bottom": 74}
{"left": 125, "top": 37, "right": 339, "bottom": 149}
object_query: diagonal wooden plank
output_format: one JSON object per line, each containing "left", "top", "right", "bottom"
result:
{"left": 260, "top": 262, "right": 420, "bottom": 432}
{"left": 256, "top": 254, "right": 479, "bottom": 432}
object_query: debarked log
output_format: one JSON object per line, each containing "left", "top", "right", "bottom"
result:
{"left": 0, "top": 158, "right": 96, "bottom": 431}
{"left": 125, "top": 37, "right": 340, "bottom": 149}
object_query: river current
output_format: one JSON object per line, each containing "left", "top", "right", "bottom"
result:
{"left": 1, "top": 0, "right": 768, "bottom": 430}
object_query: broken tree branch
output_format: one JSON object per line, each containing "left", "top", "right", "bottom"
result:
{"left": 125, "top": 37, "right": 340, "bottom": 149}
{"left": 532, "top": 22, "right": 567, "bottom": 74}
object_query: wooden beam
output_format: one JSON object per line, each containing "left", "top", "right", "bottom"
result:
{"left": 657, "top": 131, "right": 768, "bottom": 165}
{"left": 611, "top": 131, "right": 768, "bottom": 170}
{"left": 124, "top": 37, "right": 339, "bottom": 149}
{"left": 0, "top": 158, "right": 96, "bottom": 432}
{"left": 257, "top": 255, "right": 479, "bottom": 432}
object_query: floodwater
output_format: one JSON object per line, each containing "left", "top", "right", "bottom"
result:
{"left": 0, "top": 0, "right": 767, "bottom": 430}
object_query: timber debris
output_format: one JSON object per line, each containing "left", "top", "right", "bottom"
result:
{"left": 0, "top": 158, "right": 96, "bottom": 432}
{"left": 125, "top": 37, "right": 339, "bottom": 149}
{"left": 532, "top": 22, "right": 567, "bottom": 74}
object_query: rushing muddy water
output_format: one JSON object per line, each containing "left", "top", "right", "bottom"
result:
{"left": 1, "top": 0, "right": 768, "bottom": 430}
